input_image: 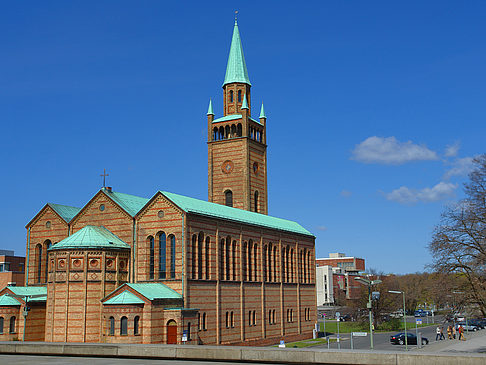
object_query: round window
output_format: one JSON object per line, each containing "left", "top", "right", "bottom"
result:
{"left": 158, "top": 210, "right": 165, "bottom": 218}
{"left": 99, "top": 204, "right": 105, "bottom": 211}
{"left": 46, "top": 221, "right": 51, "bottom": 228}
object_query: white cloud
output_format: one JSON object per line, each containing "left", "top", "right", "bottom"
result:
{"left": 351, "top": 136, "right": 438, "bottom": 165}
{"left": 385, "top": 182, "right": 457, "bottom": 204}
{"left": 340, "top": 190, "right": 352, "bottom": 198}
{"left": 445, "top": 142, "right": 460, "bottom": 157}
{"left": 316, "top": 226, "right": 328, "bottom": 232}
{"left": 443, "top": 156, "right": 475, "bottom": 179}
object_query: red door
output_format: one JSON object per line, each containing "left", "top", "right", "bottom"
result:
{"left": 167, "top": 321, "right": 177, "bottom": 344}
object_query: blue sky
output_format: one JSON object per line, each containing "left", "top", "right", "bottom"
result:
{"left": 1, "top": 1, "right": 485, "bottom": 273}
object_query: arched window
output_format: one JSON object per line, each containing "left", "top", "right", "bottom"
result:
{"left": 225, "top": 236, "right": 231, "bottom": 280}
{"left": 238, "top": 90, "right": 242, "bottom": 103}
{"left": 230, "top": 90, "right": 234, "bottom": 103}
{"left": 219, "top": 126, "right": 224, "bottom": 140}
{"left": 242, "top": 242, "right": 247, "bottom": 281}
{"left": 254, "top": 191, "right": 259, "bottom": 213}
{"left": 247, "top": 240, "right": 252, "bottom": 281}
{"left": 9, "top": 316, "right": 16, "bottom": 334}
{"left": 226, "top": 311, "right": 229, "bottom": 328}
{"left": 109, "top": 316, "right": 115, "bottom": 335}
{"left": 273, "top": 246, "right": 277, "bottom": 282}
{"left": 219, "top": 239, "right": 225, "bottom": 280}
{"left": 225, "top": 190, "right": 233, "bottom": 207}
{"left": 202, "top": 312, "right": 207, "bottom": 330}
{"left": 134, "top": 316, "right": 140, "bottom": 335}
{"left": 205, "top": 237, "right": 210, "bottom": 279}
{"left": 237, "top": 124, "right": 242, "bottom": 137}
{"left": 187, "top": 322, "right": 191, "bottom": 340}
{"left": 213, "top": 127, "right": 218, "bottom": 141}
{"left": 158, "top": 232, "right": 166, "bottom": 279}
{"left": 272, "top": 310, "right": 276, "bottom": 324}
{"left": 44, "top": 240, "right": 51, "bottom": 283}
{"left": 120, "top": 316, "right": 128, "bottom": 335}
{"left": 231, "top": 311, "right": 234, "bottom": 328}
{"left": 248, "top": 311, "right": 252, "bottom": 326}
{"left": 36, "top": 244, "right": 42, "bottom": 283}
{"left": 252, "top": 310, "right": 256, "bottom": 326}
{"left": 0, "top": 317, "right": 3, "bottom": 334}
{"left": 198, "top": 232, "right": 203, "bottom": 279}
{"left": 253, "top": 244, "right": 258, "bottom": 281}
{"left": 148, "top": 236, "right": 155, "bottom": 280}
{"left": 263, "top": 246, "right": 267, "bottom": 281}
{"left": 231, "top": 124, "right": 236, "bottom": 138}
{"left": 170, "top": 235, "right": 176, "bottom": 278}
{"left": 192, "top": 234, "right": 197, "bottom": 279}
{"left": 225, "top": 125, "right": 230, "bottom": 139}
{"left": 290, "top": 248, "right": 294, "bottom": 283}
{"left": 232, "top": 240, "right": 237, "bottom": 281}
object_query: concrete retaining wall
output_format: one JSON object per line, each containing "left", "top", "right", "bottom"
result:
{"left": 0, "top": 342, "right": 484, "bottom": 364}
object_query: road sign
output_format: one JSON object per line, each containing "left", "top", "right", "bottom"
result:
{"left": 279, "top": 340, "right": 286, "bottom": 348}
{"left": 352, "top": 332, "right": 368, "bottom": 337}
{"left": 416, "top": 318, "right": 422, "bottom": 325}
{"left": 335, "top": 312, "right": 341, "bottom": 319}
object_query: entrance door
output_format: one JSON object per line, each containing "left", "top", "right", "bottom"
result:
{"left": 166, "top": 320, "right": 177, "bottom": 344}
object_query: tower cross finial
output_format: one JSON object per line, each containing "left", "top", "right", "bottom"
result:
{"left": 235, "top": 10, "right": 238, "bottom": 24}
{"left": 100, "top": 169, "right": 109, "bottom": 188}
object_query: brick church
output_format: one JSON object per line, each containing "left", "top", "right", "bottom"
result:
{"left": 0, "top": 20, "right": 316, "bottom": 345}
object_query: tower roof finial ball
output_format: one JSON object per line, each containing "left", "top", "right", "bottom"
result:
{"left": 235, "top": 10, "right": 238, "bottom": 25}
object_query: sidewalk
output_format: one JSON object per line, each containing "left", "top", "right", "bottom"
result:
{"left": 418, "top": 329, "right": 486, "bottom": 353}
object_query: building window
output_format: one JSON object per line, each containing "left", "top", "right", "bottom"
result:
{"left": 238, "top": 90, "right": 242, "bottom": 103}
{"left": 134, "top": 316, "right": 140, "bottom": 335}
{"left": 198, "top": 232, "right": 204, "bottom": 279}
{"left": 158, "top": 232, "right": 166, "bottom": 279}
{"left": 254, "top": 191, "right": 259, "bottom": 213}
{"left": 202, "top": 313, "right": 207, "bottom": 330}
{"left": 248, "top": 311, "right": 252, "bottom": 326}
{"left": 230, "top": 90, "right": 234, "bottom": 103}
{"left": 272, "top": 310, "right": 276, "bottom": 324}
{"left": 192, "top": 234, "right": 197, "bottom": 279}
{"left": 44, "top": 240, "right": 51, "bottom": 282}
{"left": 231, "top": 311, "right": 234, "bottom": 328}
{"left": 253, "top": 310, "right": 256, "bottom": 326}
{"left": 205, "top": 237, "right": 210, "bottom": 280}
{"left": 187, "top": 322, "right": 191, "bottom": 340}
{"left": 226, "top": 312, "right": 229, "bottom": 328}
{"left": 109, "top": 316, "right": 115, "bottom": 335}
{"left": 148, "top": 236, "right": 155, "bottom": 280}
{"left": 120, "top": 316, "right": 128, "bottom": 335}
{"left": 225, "top": 190, "right": 233, "bottom": 207}
{"left": 0, "top": 317, "right": 3, "bottom": 334}
{"left": 9, "top": 316, "right": 16, "bottom": 334}
{"left": 170, "top": 235, "right": 176, "bottom": 278}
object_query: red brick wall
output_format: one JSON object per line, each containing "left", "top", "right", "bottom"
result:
{"left": 0, "top": 307, "right": 20, "bottom": 340}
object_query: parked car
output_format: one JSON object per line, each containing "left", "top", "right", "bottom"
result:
{"left": 455, "top": 323, "right": 479, "bottom": 331}
{"left": 414, "top": 310, "right": 427, "bottom": 317}
{"left": 390, "top": 333, "right": 429, "bottom": 346}
{"left": 468, "top": 319, "right": 486, "bottom": 329}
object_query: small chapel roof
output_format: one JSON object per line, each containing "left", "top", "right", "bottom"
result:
{"left": 4, "top": 286, "right": 47, "bottom": 303}
{"left": 103, "top": 283, "right": 182, "bottom": 305}
{"left": 102, "top": 187, "right": 149, "bottom": 217}
{"left": 49, "top": 225, "right": 130, "bottom": 251}
{"left": 223, "top": 20, "right": 251, "bottom": 87}
{"left": 0, "top": 294, "right": 21, "bottom": 306}
{"left": 48, "top": 203, "right": 81, "bottom": 223}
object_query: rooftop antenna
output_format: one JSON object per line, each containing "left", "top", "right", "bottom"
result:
{"left": 100, "top": 168, "right": 109, "bottom": 188}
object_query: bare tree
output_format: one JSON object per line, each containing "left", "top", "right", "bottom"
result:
{"left": 428, "top": 155, "right": 486, "bottom": 316}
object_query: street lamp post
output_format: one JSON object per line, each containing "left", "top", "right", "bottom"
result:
{"left": 389, "top": 290, "right": 407, "bottom": 351}
{"left": 355, "top": 277, "right": 382, "bottom": 350}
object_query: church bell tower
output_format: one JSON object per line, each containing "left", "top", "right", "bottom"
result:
{"left": 207, "top": 19, "right": 268, "bottom": 215}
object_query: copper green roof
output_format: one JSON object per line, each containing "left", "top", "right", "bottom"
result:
{"left": 207, "top": 99, "right": 214, "bottom": 115}
{"left": 49, "top": 225, "right": 130, "bottom": 251}
{"left": 6, "top": 286, "right": 47, "bottom": 303}
{"left": 104, "top": 290, "right": 145, "bottom": 305}
{"left": 0, "top": 294, "right": 21, "bottom": 306}
{"left": 127, "top": 283, "right": 182, "bottom": 300}
{"left": 259, "top": 103, "right": 266, "bottom": 118}
{"left": 241, "top": 93, "right": 248, "bottom": 109}
{"left": 102, "top": 188, "right": 149, "bottom": 217}
{"left": 161, "top": 191, "right": 314, "bottom": 237}
{"left": 223, "top": 20, "right": 251, "bottom": 87}
{"left": 48, "top": 203, "right": 81, "bottom": 223}
{"left": 212, "top": 114, "right": 263, "bottom": 126}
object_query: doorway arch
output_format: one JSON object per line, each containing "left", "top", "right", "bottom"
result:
{"left": 166, "top": 319, "right": 177, "bottom": 344}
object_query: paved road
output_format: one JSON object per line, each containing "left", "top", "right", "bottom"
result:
{"left": 0, "top": 355, "right": 284, "bottom": 365}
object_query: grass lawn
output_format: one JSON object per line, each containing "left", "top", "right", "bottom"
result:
{"left": 320, "top": 321, "right": 437, "bottom": 334}
{"left": 273, "top": 338, "right": 336, "bottom": 348}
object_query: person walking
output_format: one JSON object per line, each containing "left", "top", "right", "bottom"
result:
{"left": 447, "top": 325, "right": 452, "bottom": 340}
{"left": 436, "top": 326, "right": 441, "bottom": 341}
{"left": 440, "top": 327, "right": 445, "bottom": 340}
{"left": 452, "top": 326, "right": 457, "bottom": 339}
{"left": 458, "top": 325, "right": 466, "bottom": 341}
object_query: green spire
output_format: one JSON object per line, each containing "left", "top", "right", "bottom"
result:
{"left": 223, "top": 20, "right": 251, "bottom": 87}
{"left": 259, "top": 102, "right": 266, "bottom": 118}
{"left": 241, "top": 93, "right": 248, "bottom": 109}
{"left": 207, "top": 98, "right": 214, "bottom": 115}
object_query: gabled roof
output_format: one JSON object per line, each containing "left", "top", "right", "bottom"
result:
{"left": 5, "top": 286, "right": 47, "bottom": 303}
{"left": 223, "top": 20, "right": 251, "bottom": 87}
{"left": 161, "top": 191, "right": 314, "bottom": 237}
{"left": 48, "top": 203, "right": 81, "bottom": 223}
{"left": 102, "top": 283, "right": 182, "bottom": 305}
{"left": 49, "top": 225, "right": 130, "bottom": 251}
{"left": 104, "top": 290, "right": 145, "bottom": 305}
{"left": 26, "top": 202, "right": 81, "bottom": 228}
{"left": 0, "top": 294, "right": 21, "bottom": 306}
{"left": 102, "top": 188, "right": 149, "bottom": 217}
